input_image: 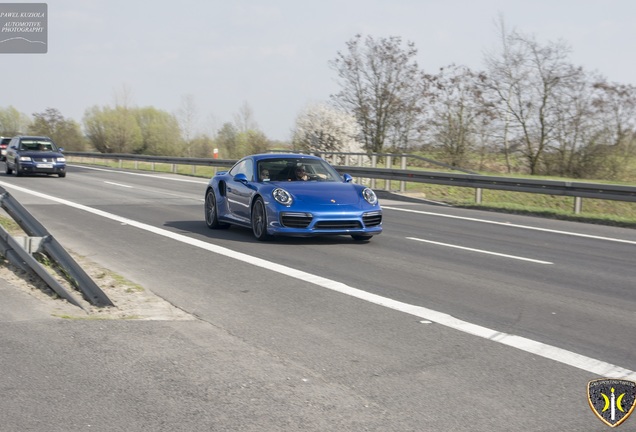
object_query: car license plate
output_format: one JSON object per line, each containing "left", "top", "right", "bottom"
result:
{"left": 36, "top": 163, "right": 53, "bottom": 168}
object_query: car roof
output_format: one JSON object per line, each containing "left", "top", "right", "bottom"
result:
{"left": 249, "top": 153, "right": 323, "bottom": 161}
{"left": 16, "top": 135, "right": 53, "bottom": 140}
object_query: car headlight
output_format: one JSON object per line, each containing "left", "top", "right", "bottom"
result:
{"left": 272, "top": 188, "right": 293, "bottom": 206}
{"left": 362, "top": 188, "right": 378, "bottom": 205}
{"left": 19, "top": 156, "right": 32, "bottom": 162}
{"left": 56, "top": 157, "right": 66, "bottom": 163}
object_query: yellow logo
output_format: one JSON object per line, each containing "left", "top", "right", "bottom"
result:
{"left": 588, "top": 379, "right": 636, "bottom": 428}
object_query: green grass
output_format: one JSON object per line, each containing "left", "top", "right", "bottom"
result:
{"left": 94, "top": 270, "right": 144, "bottom": 293}
{"left": 0, "top": 215, "right": 23, "bottom": 235}
{"left": 397, "top": 181, "right": 636, "bottom": 228}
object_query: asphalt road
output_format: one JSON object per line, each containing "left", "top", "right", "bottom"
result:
{"left": 1, "top": 164, "right": 635, "bottom": 431}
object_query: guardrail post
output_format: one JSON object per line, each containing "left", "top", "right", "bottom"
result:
{"left": 385, "top": 155, "right": 392, "bottom": 191}
{"left": 371, "top": 154, "right": 377, "bottom": 189}
{"left": 475, "top": 188, "right": 483, "bottom": 204}
{"left": 354, "top": 154, "right": 362, "bottom": 184}
{"left": 400, "top": 156, "right": 407, "bottom": 193}
{"left": 574, "top": 197, "right": 582, "bottom": 214}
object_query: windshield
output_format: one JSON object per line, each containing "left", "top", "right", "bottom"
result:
{"left": 257, "top": 158, "right": 341, "bottom": 182}
{"left": 19, "top": 139, "right": 57, "bottom": 152}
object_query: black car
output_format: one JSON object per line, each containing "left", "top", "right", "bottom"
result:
{"left": 4, "top": 136, "right": 66, "bottom": 177}
{"left": 0, "top": 137, "right": 10, "bottom": 161}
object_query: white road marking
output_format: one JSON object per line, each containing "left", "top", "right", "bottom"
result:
{"left": 104, "top": 181, "right": 133, "bottom": 188}
{"left": 384, "top": 205, "right": 636, "bottom": 245}
{"left": 407, "top": 237, "right": 554, "bottom": 264}
{"left": 101, "top": 179, "right": 205, "bottom": 202}
{"left": 2, "top": 180, "right": 634, "bottom": 381}
{"left": 69, "top": 164, "right": 210, "bottom": 184}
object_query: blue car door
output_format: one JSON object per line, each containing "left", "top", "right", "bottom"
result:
{"left": 226, "top": 159, "right": 254, "bottom": 223}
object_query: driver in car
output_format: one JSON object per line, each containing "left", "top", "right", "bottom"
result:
{"left": 294, "top": 166, "right": 309, "bottom": 181}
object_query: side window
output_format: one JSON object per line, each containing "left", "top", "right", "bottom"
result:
{"left": 243, "top": 159, "right": 254, "bottom": 181}
{"left": 228, "top": 160, "right": 246, "bottom": 177}
{"left": 228, "top": 159, "right": 254, "bottom": 181}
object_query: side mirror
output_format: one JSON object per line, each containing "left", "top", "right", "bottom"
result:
{"left": 343, "top": 173, "right": 353, "bottom": 183}
{"left": 233, "top": 173, "right": 248, "bottom": 183}
{"left": 58, "top": 147, "right": 64, "bottom": 152}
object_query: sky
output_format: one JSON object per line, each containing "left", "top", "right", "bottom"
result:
{"left": 3, "top": 0, "right": 636, "bottom": 142}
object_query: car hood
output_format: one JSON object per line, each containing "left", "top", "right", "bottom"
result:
{"left": 275, "top": 182, "right": 365, "bottom": 206}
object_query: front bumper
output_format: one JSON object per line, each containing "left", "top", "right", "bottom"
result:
{"left": 268, "top": 208, "right": 383, "bottom": 237}
{"left": 17, "top": 162, "right": 66, "bottom": 175}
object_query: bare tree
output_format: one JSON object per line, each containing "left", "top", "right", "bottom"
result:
{"left": 542, "top": 68, "right": 599, "bottom": 177}
{"left": 330, "top": 34, "right": 424, "bottom": 153}
{"left": 423, "top": 65, "right": 493, "bottom": 168}
{"left": 585, "top": 79, "right": 636, "bottom": 178}
{"left": 113, "top": 83, "right": 135, "bottom": 109}
{"left": 482, "top": 16, "right": 517, "bottom": 172}
{"left": 484, "top": 25, "right": 580, "bottom": 174}
{"left": 233, "top": 101, "right": 258, "bottom": 133}
{"left": 176, "top": 94, "right": 198, "bottom": 157}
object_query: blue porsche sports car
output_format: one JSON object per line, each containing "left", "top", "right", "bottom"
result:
{"left": 204, "top": 153, "right": 382, "bottom": 241}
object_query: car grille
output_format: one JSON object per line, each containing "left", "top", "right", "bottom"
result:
{"left": 314, "top": 220, "right": 362, "bottom": 229}
{"left": 281, "top": 213, "right": 313, "bottom": 228}
{"left": 281, "top": 212, "right": 381, "bottom": 230}
{"left": 363, "top": 211, "right": 382, "bottom": 227}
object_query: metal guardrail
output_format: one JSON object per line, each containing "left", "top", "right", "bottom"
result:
{"left": 0, "top": 187, "right": 114, "bottom": 308}
{"left": 64, "top": 151, "right": 636, "bottom": 212}
{"left": 65, "top": 151, "right": 235, "bottom": 168}
{"left": 338, "top": 166, "right": 636, "bottom": 203}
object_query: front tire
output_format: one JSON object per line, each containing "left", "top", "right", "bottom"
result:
{"left": 204, "top": 188, "right": 229, "bottom": 229}
{"left": 251, "top": 197, "right": 272, "bottom": 241}
{"left": 14, "top": 162, "right": 22, "bottom": 177}
{"left": 5, "top": 162, "right": 12, "bottom": 175}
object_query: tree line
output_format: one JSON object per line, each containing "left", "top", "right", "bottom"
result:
{"left": 0, "top": 101, "right": 271, "bottom": 160}
{"left": 2, "top": 20, "right": 635, "bottom": 181}
{"left": 327, "top": 22, "right": 636, "bottom": 180}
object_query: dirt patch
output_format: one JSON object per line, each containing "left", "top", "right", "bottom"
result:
{"left": 0, "top": 252, "right": 196, "bottom": 321}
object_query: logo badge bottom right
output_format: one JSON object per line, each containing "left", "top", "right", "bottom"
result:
{"left": 588, "top": 379, "right": 636, "bottom": 428}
